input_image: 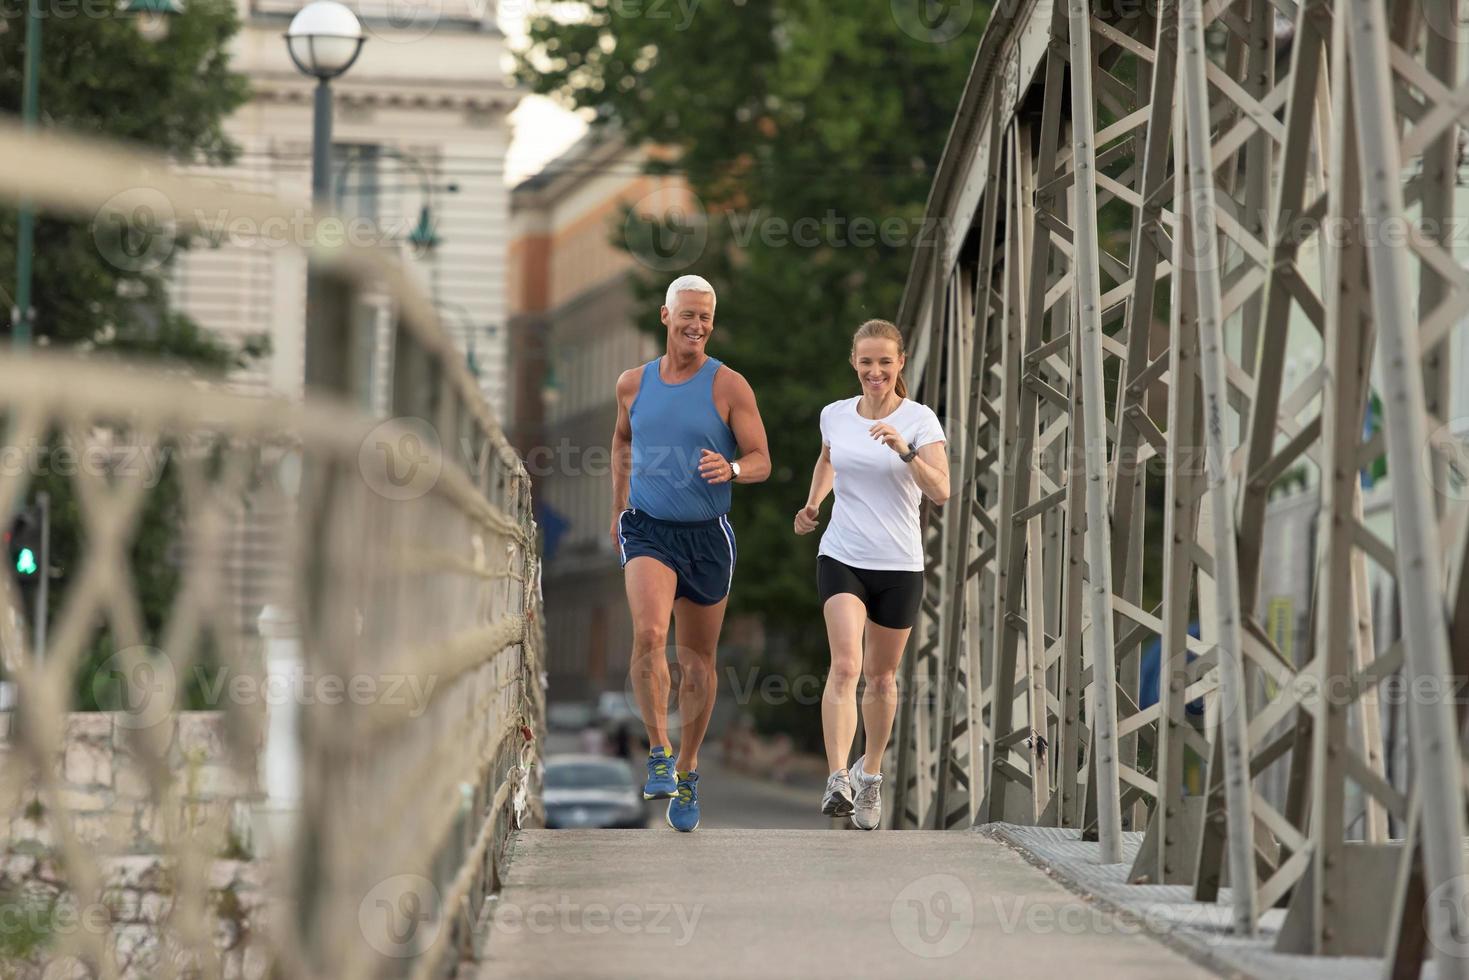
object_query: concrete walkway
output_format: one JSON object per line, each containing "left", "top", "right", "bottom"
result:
{"left": 476, "top": 829, "right": 1219, "bottom": 979}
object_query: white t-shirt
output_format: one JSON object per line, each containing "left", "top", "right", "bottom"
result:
{"left": 818, "top": 397, "right": 947, "bottom": 571}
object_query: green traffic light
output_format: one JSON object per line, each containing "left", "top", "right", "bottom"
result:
{"left": 15, "top": 547, "right": 37, "bottom": 576}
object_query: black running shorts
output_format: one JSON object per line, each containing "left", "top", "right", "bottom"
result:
{"left": 816, "top": 556, "right": 924, "bottom": 630}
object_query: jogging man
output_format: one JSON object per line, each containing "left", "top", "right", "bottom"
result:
{"left": 611, "top": 274, "right": 770, "bottom": 832}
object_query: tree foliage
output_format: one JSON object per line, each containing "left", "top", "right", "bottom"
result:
{"left": 0, "top": 0, "right": 252, "bottom": 359}
{"left": 519, "top": 1, "right": 988, "bottom": 747}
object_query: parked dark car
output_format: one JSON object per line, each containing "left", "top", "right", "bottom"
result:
{"left": 597, "top": 689, "right": 677, "bottom": 750}
{"left": 542, "top": 755, "right": 648, "bottom": 829}
{"left": 596, "top": 690, "right": 641, "bottom": 729}
{"left": 546, "top": 700, "right": 597, "bottom": 732}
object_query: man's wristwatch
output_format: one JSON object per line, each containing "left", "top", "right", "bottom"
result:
{"left": 899, "top": 444, "right": 920, "bottom": 463}
{"left": 730, "top": 460, "right": 742, "bottom": 480}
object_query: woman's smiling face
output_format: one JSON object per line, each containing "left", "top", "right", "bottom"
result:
{"left": 852, "top": 337, "right": 904, "bottom": 398}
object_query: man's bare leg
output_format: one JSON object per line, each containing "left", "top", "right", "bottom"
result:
{"left": 626, "top": 557, "right": 677, "bottom": 750}
{"left": 671, "top": 595, "right": 727, "bottom": 773}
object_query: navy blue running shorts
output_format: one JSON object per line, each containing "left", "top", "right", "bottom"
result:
{"left": 617, "top": 508, "right": 737, "bottom": 606}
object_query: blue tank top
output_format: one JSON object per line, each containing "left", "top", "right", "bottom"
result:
{"left": 629, "top": 356, "right": 739, "bottom": 522}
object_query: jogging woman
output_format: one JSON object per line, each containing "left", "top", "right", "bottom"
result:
{"left": 793, "top": 318, "right": 950, "bottom": 830}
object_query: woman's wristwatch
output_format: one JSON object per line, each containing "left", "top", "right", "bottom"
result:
{"left": 899, "top": 444, "right": 920, "bottom": 463}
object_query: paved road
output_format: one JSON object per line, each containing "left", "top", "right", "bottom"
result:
{"left": 669, "top": 753, "right": 831, "bottom": 830}
{"left": 543, "top": 732, "right": 833, "bottom": 830}
{"left": 476, "top": 830, "right": 1218, "bottom": 979}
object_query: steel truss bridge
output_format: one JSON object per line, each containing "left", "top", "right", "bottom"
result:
{"left": 4, "top": 0, "right": 1469, "bottom": 973}
{"left": 889, "top": 0, "right": 1469, "bottom": 971}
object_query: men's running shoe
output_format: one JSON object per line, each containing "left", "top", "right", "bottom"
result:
{"left": 644, "top": 746, "right": 677, "bottom": 800}
{"left": 667, "top": 771, "right": 701, "bottom": 832}
{"left": 821, "top": 770, "right": 854, "bottom": 817}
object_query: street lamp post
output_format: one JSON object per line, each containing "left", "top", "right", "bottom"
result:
{"left": 11, "top": 0, "right": 43, "bottom": 348}
{"left": 333, "top": 144, "right": 453, "bottom": 297}
{"left": 285, "top": 0, "right": 365, "bottom": 397}
{"left": 285, "top": 0, "right": 364, "bottom": 207}
{"left": 282, "top": 12, "right": 364, "bottom": 951}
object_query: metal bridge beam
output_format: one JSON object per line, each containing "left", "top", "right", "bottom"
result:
{"left": 896, "top": 0, "right": 1469, "bottom": 959}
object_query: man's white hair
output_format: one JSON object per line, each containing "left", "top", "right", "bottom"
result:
{"left": 664, "top": 274, "right": 716, "bottom": 311}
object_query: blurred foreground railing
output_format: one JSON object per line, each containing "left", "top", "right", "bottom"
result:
{"left": 0, "top": 122, "right": 544, "bottom": 979}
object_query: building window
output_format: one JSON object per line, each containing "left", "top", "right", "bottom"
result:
{"left": 334, "top": 144, "right": 381, "bottom": 224}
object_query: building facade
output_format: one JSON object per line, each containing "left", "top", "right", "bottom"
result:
{"left": 167, "top": 0, "right": 519, "bottom": 632}
{"left": 171, "top": 0, "right": 518, "bottom": 408}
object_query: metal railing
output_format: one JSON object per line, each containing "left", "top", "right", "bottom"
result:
{"left": 890, "top": 0, "right": 1469, "bottom": 972}
{"left": 0, "top": 121, "right": 543, "bottom": 978}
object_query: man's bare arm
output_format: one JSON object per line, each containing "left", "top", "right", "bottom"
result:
{"left": 609, "top": 368, "right": 639, "bottom": 547}
{"left": 718, "top": 369, "right": 771, "bottom": 484}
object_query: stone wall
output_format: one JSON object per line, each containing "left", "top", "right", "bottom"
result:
{"left": 1, "top": 712, "right": 255, "bottom": 857}
{"left": 0, "top": 853, "right": 268, "bottom": 980}
{"left": 0, "top": 711, "right": 269, "bottom": 979}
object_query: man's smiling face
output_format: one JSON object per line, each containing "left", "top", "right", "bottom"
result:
{"left": 661, "top": 289, "right": 715, "bottom": 356}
